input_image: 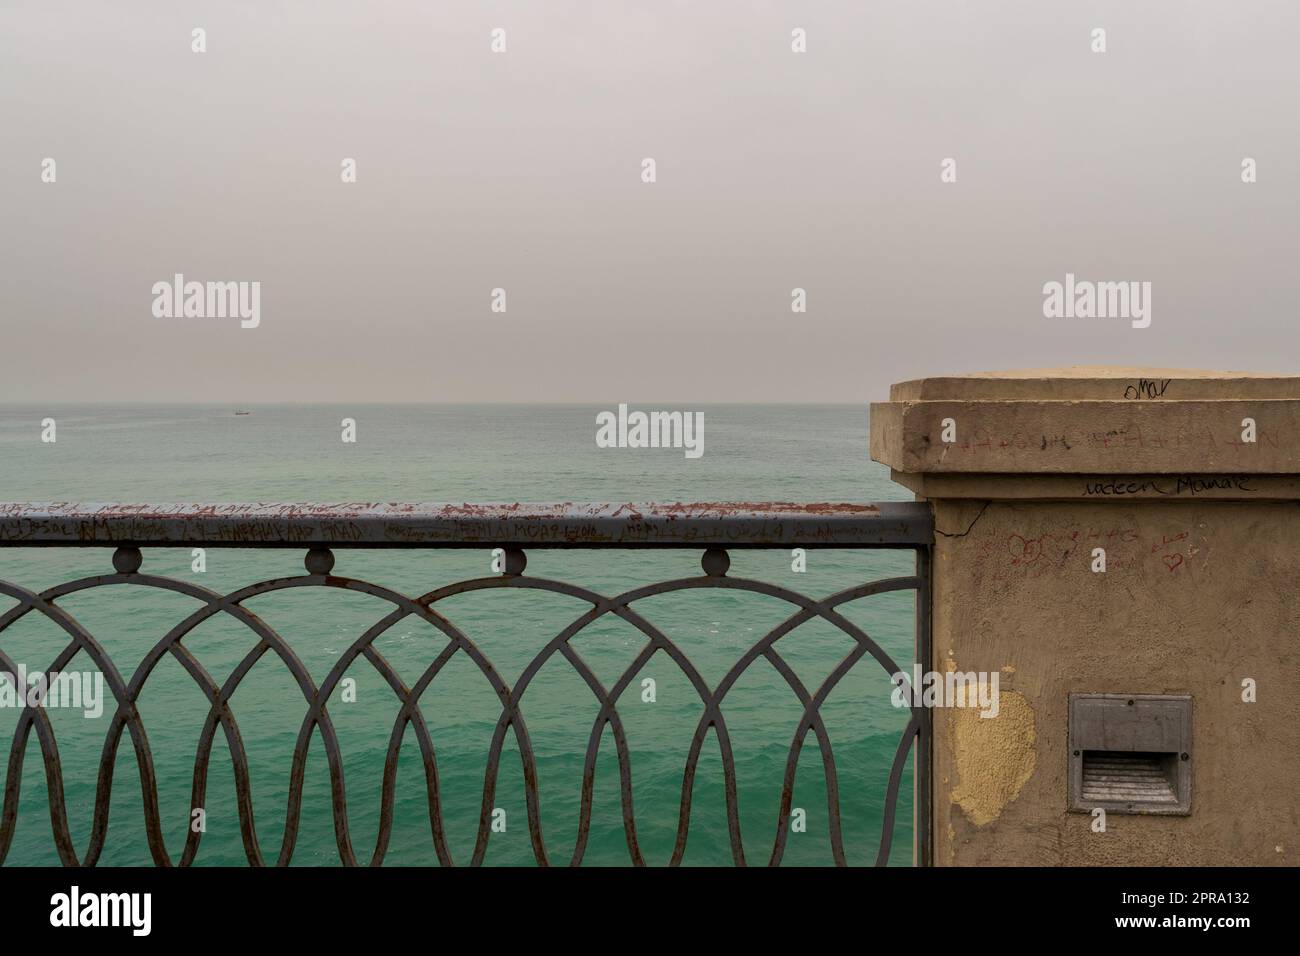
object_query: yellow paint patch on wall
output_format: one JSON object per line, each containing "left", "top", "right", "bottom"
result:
{"left": 949, "top": 688, "right": 1036, "bottom": 826}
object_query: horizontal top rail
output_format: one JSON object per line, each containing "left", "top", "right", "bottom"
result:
{"left": 0, "top": 501, "right": 932, "bottom": 549}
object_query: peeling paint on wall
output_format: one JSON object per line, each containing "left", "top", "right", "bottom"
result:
{"left": 949, "top": 684, "right": 1036, "bottom": 826}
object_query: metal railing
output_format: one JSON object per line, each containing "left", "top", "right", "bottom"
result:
{"left": 0, "top": 501, "right": 933, "bottom": 867}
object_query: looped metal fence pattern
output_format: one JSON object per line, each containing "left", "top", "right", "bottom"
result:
{"left": 0, "top": 502, "right": 934, "bottom": 866}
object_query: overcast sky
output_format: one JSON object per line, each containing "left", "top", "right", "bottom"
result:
{"left": 2, "top": 1, "right": 1297, "bottom": 402}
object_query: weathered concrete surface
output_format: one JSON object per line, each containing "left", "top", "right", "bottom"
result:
{"left": 932, "top": 499, "right": 1296, "bottom": 865}
{"left": 890, "top": 365, "right": 1300, "bottom": 402}
{"left": 871, "top": 399, "right": 1300, "bottom": 474}
{"left": 891, "top": 472, "right": 1300, "bottom": 501}
{"left": 873, "top": 367, "right": 1300, "bottom": 866}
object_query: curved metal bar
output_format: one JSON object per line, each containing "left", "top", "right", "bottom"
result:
{"left": 875, "top": 717, "right": 920, "bottom": 867}
{"left": 0, "top": 626, "right": 75, "bottom": 865}
{"left": 0, "top": 578, "right": 166, "bottom": 866}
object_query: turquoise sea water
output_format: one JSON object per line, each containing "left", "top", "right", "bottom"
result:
{"left": 0, "top": 404, "right": 917, "bottom": 866}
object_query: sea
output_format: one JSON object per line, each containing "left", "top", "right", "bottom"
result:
{"left": 0, "top": 404, "right": 919, "bottom": 866}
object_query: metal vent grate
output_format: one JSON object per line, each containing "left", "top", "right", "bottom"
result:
{"left": 1081, "top": 751, "right": 1178, "bottom": 805}
{"left": 1069, "top": 695, "right": 1192, "bottom": 815}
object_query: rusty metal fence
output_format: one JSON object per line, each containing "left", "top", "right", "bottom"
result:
{"left": 0, "top": 502, "right": 933, "bottom": 867}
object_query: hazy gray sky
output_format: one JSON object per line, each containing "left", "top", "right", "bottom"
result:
{"left": 2, "top": 1, "right": 1297, "bottom": 402}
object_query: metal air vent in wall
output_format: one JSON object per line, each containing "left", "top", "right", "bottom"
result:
{"left": 1069, "top": 694, "right": 1192, "bottom": 815}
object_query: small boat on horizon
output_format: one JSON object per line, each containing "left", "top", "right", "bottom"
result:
{"left": 234, "top": 410, "right": 253, "bottom": 416}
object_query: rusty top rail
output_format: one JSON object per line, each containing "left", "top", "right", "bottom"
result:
{"left": 0, "top": 502, "right": 932, "bottom": 549}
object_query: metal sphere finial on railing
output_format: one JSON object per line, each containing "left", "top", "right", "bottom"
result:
{"left": 502, "top": 547, "right": 527, "bottom": 576}
{"left": 111, "top": 546, "right": 143, "bottom": 574}
{"left": 701, "top": 547, "right": 730, "bottom": 577}
{"left": 304, "top": 547, "right": 335, "bottom": 575}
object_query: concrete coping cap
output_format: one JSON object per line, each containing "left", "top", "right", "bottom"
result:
{"left": 871, "top": 367, "right": 1300, "bottom": 489}
{"left": 889, "top": 366, "right": 1300, "bottom": 402}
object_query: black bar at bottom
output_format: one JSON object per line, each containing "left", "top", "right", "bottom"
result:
{"left": 3, "top": 865, "right": 1281, "bottom": 941}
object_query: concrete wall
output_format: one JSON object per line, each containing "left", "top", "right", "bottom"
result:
{"left": 871, "top": 367, "right": 1299, "bottom": 866}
